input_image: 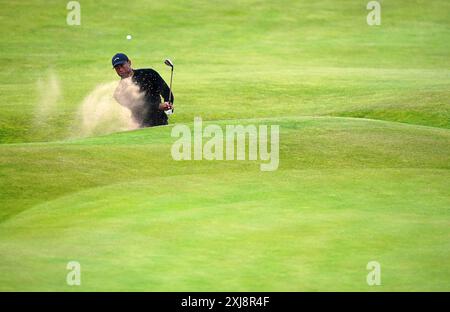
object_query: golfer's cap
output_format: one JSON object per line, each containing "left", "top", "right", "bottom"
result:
{"left": 112, "top": 53, "right": 129, "bottom": 67}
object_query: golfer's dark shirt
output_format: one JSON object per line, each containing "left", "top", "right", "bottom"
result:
{"left": 131, "top": 68, "right": 174, "bottom": 127}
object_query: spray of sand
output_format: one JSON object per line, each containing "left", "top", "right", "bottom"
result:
{"left": 34, "top": 71, "right": 61, "bottom": 127}
{"left": 74, "top": 78, "right": 145, "bottom": 137}
{"left": 113, "top": 77, "right": 146, "bottom": 114}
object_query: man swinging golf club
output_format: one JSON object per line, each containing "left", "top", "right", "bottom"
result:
{"left": 111, "top": 53, "right": 174, "bottom": 127}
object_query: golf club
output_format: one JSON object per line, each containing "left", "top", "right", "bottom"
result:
{"left": 164, "top": 59, "right": 174, "bottom": 115}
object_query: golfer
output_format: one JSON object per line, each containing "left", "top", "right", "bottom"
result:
{"left": 112, "top": 53, "right": 174, "bottom": 127}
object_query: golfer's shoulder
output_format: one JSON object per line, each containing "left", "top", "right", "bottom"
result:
{"left": 135, "top": 68, "right": 161, "bottom": 78}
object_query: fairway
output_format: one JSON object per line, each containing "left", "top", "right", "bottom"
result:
{"left": 0, "top": 0, "right": 449, "bottom": 291}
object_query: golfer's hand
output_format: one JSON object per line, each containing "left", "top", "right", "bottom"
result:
{"left": 159, "top": 102, "right": 173, "bottom": 111}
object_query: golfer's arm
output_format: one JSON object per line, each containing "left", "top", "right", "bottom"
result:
{"left": 157, "top": 73, "right": 174, "bottom": 104}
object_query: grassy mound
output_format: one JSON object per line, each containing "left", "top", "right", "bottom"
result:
{"left": 0, "top": 117, "right": 449, "bottom": 291}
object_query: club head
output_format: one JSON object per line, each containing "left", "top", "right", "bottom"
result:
{"left": 164, "top": 59, "right": 174, "bottom": 68}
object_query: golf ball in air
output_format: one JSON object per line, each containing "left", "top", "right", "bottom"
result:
{"left": 126, "top": 35, "right": 132, "bottom": 40}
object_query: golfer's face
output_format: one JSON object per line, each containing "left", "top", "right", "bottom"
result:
{"left": 114, "top": 61, "right": 132, "bottom": 79}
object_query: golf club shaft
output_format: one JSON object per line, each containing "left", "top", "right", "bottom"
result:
{"left": 167, "top": 67, "right": 174, "bottom": 114}
{"left": 168, "top": 67, "right": 173, "bottom": 103}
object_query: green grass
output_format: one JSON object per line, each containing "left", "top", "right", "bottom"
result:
{"left": 0, "top": 0, "right": 449, "bottom": 291}
{"left": 1, "top": 0, "right": 449, "bottom": 143}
